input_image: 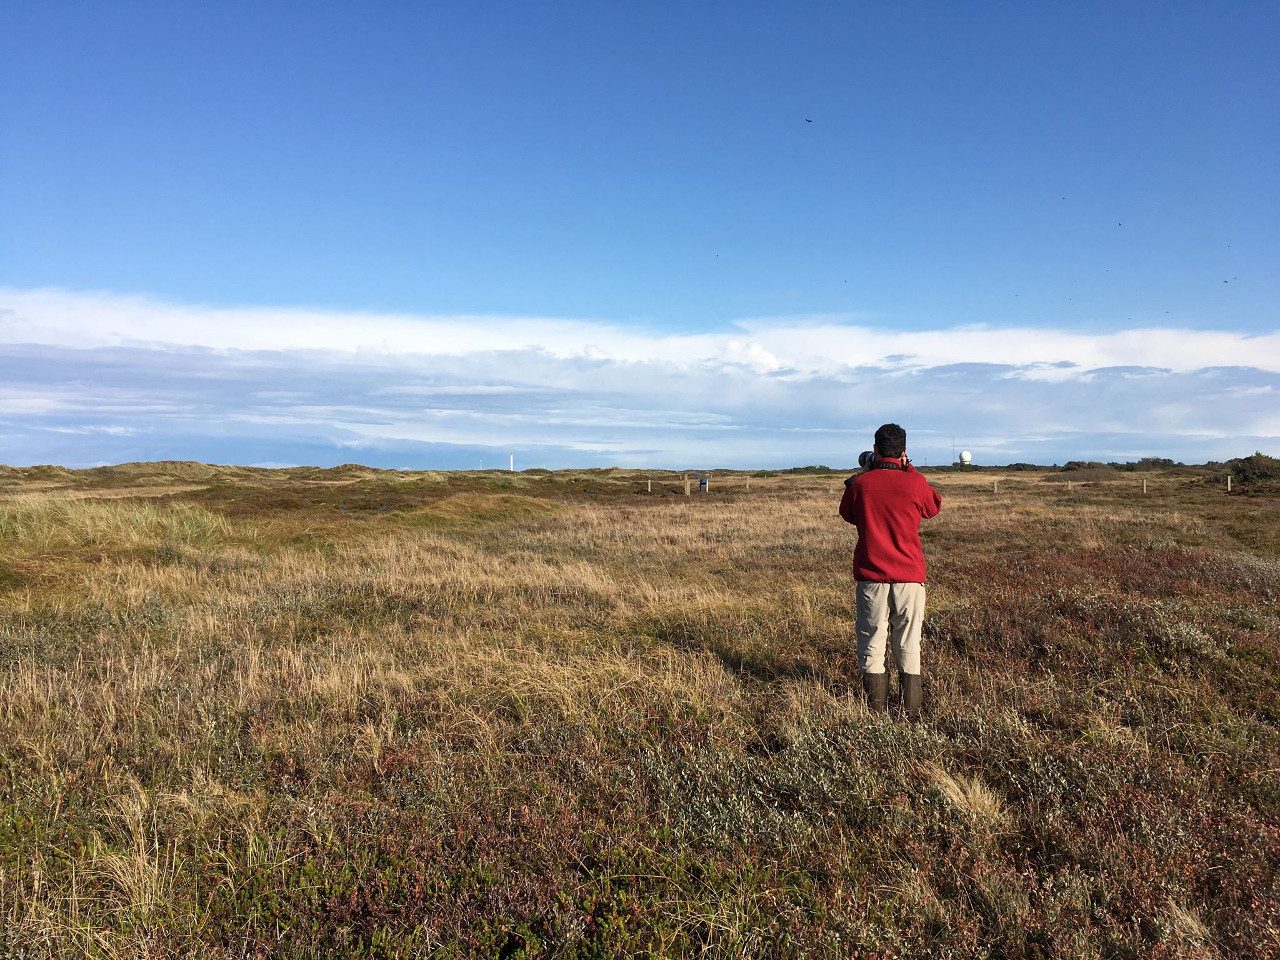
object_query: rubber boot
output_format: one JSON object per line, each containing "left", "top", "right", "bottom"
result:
{"left": 900, "top": 672, "right": 923, "bottom": 720}
{"left": 862, "top": 672, "right": 888, "bottom": 714}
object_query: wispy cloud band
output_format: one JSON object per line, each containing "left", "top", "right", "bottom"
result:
{"left": 5, "top": 286, "right": 1280, "bottom": 375}
{"left": 1, "top": 287, "right": 1276, "bottom": 468}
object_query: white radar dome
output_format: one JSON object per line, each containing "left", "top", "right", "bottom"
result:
{"left": 959, "top": 450, "right": 973, "bottom": 465}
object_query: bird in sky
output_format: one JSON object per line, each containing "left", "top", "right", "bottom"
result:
{"left": 805, "top": 118, "right": 812, "bottom": 123}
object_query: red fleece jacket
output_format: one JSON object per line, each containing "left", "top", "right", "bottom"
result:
{"left": 838, "top": 460, "right": 942, "bottom": 582}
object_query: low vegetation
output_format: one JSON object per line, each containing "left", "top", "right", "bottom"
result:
{"left": 1, "top": 463, "right": 1277, "bottom": 958}
{"left": 1224, "top": 452, "right": 1280, "bottom": 490}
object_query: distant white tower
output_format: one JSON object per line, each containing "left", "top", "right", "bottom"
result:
{"left": 959, "top": 450, "right": 973, "bottom": 465}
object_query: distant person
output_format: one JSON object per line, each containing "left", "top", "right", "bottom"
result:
{"left": 838, "top": 423, "right": 942, "bottom": 718}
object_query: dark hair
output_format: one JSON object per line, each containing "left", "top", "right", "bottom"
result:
{"left": 874, "top": 423, "right": 907, "bottom": 459}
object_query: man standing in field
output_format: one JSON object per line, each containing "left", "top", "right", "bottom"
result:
{"left": 839, "top": 423, "right": 942, "bottom": 718}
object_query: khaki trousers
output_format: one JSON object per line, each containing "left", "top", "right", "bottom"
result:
{"left": 856, "top": 581, "right": 925, "bottom": 676}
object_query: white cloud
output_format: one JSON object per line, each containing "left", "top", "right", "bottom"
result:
{"left": 1, "top": 286, "right": 1278, "bottom": 467}
{"left": 4, "top": 285, "right": 1280, "bottom": 374}
{"left": 0, "top": 394, "right": 67, "bottom": 414}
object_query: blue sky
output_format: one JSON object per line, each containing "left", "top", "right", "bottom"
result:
{"left": 2, "top": 1, "right": 1277, "bottom": 468}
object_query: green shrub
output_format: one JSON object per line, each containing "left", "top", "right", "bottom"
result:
{"left": 1226, "top": 451, "right": 1280, "bottom": 483}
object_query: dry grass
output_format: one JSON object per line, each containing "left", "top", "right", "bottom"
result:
{"left": 926, "top": 762, "right": 1009, "bottom": 831}
{"left": 1, "top": 463, "right": 1277, "bottom": 958}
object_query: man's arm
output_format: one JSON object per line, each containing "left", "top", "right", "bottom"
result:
{"left": 839, "top": 475, "right": 859, "bottom": 524}
{"left": 920, "top": 478, "right": 941, "bottom": 519}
